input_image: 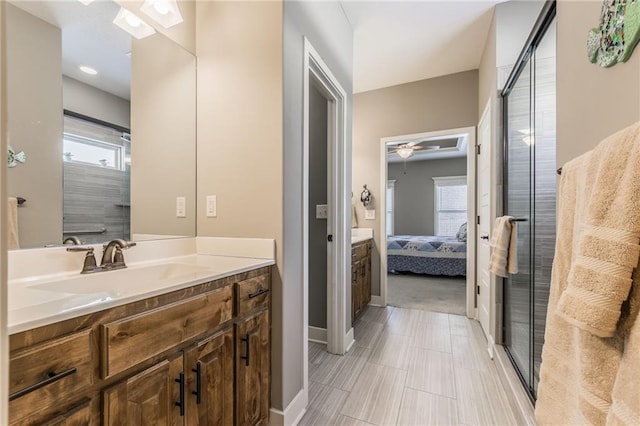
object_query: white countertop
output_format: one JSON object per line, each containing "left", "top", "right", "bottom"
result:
{"left": 8, "top": 254, "right": 274, "bottom": 335}
{"left": 351, "top": 227, "right": 374, "bottom": 245}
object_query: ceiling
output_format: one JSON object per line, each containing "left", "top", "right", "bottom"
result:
{"left": 11, "top": 0, "right": 132, "bottom": 100}
{"left": 341, "top": 0, "right": 508, "bottom": 93}
{"left": 387, "top": 133, "right": 468, "bottom": 163}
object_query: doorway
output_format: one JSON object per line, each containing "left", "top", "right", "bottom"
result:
{"left": 302, "top": 37, "right": 351, "bottom": 413}
{"left": 379, "top": 127, "right": 476, "bottom": 318}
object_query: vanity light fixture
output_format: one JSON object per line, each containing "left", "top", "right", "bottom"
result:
{"left": 140, "top": 0, "right": 183, "bottom": 28}
{"left": 79, "top": 65, "right": 98, "bottom": 75}
{"left": 113, "top": 7, "right": 156, "bottom": 40}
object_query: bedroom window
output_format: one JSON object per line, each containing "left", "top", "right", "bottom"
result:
{"left": 386, "top": 180, "right": 395, "bottom": 236}
{"left": 433, "top": 176, "right": 467, "bottom": 236}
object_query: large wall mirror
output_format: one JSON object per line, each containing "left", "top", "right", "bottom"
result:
{"left": 5, "top": 0, "right": 196, "bottom": 249}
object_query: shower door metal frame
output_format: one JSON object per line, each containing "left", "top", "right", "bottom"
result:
{"left": 501, "top": 0, "right": 556, "bottom": 403}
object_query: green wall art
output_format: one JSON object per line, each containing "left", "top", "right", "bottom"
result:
{"left": 588, "top": 0, "right": 640, "bottom": 67}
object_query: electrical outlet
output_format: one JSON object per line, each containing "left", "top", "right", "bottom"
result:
{"left": 176, "top": 197, "right": 186, "bottom": 218}
{"left": 365, "top": 209, "right": 376, "bottom": 220}
{"left": 316, "top": 204, "right": 328, "bottom": 219}
{"left": 206, "top": 195, "right": 217, "bottom": 217}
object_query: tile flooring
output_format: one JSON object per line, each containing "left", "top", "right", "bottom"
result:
{"left": 301, "top": 306, "right": 520, "bottom": 425}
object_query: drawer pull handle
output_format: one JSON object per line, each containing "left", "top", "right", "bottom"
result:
{"left": 9, "top": 367, "right": 77, "bottom": 401}
{"left": 175, "top": 372, "right": 185, "bottom": 416}
{"left": 191, "top": 362, "right": 202, "bottom": 404}
{"left": 248, "top": 288, "right": 269, "bottom": 299}
{"left": 241, "top": 334, "right": 250, "bottom": 366}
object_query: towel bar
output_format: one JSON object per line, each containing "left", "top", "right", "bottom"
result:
{"left": 63, "top": 228, "right": 107, "bottom": 235}
{"left": 509, "top": 218, "right": 528, "bottom": 223}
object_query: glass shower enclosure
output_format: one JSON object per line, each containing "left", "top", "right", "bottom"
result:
{"left": 502, "top": 3, "right": 556, "bottom": 401}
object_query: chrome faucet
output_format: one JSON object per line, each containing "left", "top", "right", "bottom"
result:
{"left": 63, "top": 236, "right": 82, "bottom": 245}
{"left": 100, "top": 239, "right": 136, "bottom": 270}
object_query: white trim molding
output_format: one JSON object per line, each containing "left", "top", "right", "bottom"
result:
{"left": 269, "top": 388, "right": 308, "bottom": 426}
{"left": 308, "top": 326, "right": 327, "bottom": 344}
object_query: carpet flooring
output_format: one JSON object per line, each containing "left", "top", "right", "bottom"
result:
{"left": 387, "top": 273, "right": 467, "bottom": 315}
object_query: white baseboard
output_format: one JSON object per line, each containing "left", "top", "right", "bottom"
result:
{"left": 369, "top": 295, "right": 384, "bottom": 307}
{"left": 487, "top": 334, "right": 496, "bottom": 359}
{"left": 344, "top": 327, "right": 355, "bottom": 352}
{"left": 269, "top": 388, "right": 307, "bottom": 426}
{"left": 308, "top": 326, "right": 327, "bottom": 344}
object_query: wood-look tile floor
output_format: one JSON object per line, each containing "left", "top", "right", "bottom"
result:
{"left": 301, "top": 306, "right": 520, "bottom": 426}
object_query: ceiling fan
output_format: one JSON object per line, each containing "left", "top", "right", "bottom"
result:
{"left": 390, "top": 141, "right": 440, "bottom": 159}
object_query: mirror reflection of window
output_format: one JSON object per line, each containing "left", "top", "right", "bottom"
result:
{"left": 62, "top": 113, "right": 131, "bottom": 244}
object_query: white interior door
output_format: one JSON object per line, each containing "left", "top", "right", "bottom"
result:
{"left": 477, "top": 103, "right": 492, "bottom": 340}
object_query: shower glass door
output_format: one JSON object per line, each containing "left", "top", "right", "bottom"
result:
{"left": 504, "top": 58, "right": 533, "bottom": 389}
{"left": 502, "top": 6, "right": 556, "bottom": 401}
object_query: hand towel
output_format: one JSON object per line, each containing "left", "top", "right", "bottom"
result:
{"left": 536, "top": 121, "right": 640, "bottom": 425}
{"left": 8, "top": 197, "right": 19, "bottom": 249}
{"left": 556, "top": 122, "right": 640, "bottom": 338}
{"left": 489, "top": 216, "right": 517, "bottom": 277}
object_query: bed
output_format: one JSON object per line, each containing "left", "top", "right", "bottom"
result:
{"left": 387, "top": 235, "right": 467, "bottom": 276}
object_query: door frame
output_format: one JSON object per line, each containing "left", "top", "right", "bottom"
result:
{"left": 379, "top": 127, "right": 477, "bottom": 318}
{"left": 302, "top": 37, "right": 350, "bottom": 395}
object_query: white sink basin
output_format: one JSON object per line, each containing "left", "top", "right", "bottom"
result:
{"left": 28, "top": 263, "right": 219, "bottom": 296}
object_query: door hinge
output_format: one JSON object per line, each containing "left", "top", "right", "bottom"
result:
{"left": 477, "top": 286, "right": 480, "bottom": 295}
{"left": 476, "top": 144, "right": 481, "bottom": 155}
{"left": 477, "top": 215, "right": 480, "bottom": 225}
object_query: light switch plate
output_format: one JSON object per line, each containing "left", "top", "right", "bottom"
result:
{"left": 365, "top": 209, "right": 375, "bottom": 220}
{"left": 176, "top": 196, "right": 186, "bottom": 218}
{"left": 316, "top": 204, "right": 328, "bottom": 219}
{"left": 206, "top": 195, "right": 217, "bottom": 217}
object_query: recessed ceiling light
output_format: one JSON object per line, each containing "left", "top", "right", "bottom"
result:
{"left": 113, "top": 7, "right": 156, "bottom": 40}
{"left": 79, "top": 65, "right": 98, "bottom": 75}
{"left": 141, "top": 0, "right": 183, "bottom": 28}
{"left": 77, "top": 0, "right": 94, "bottom": 5}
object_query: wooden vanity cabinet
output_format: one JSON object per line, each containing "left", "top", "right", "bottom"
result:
{"left": 351, "top": 240, "right": 372, "bottom": 323}
{"left": 8, "top": 266, "right": 271, "bottom": 426}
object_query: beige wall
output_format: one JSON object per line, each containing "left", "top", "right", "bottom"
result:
{"left": 353, "top": 71, "right": 478, "bottom": 295}
{"left": 195, "top": 0, "right": 285, "bottom": 407}
{"left": 6, "top": 4, "right": 62, "bottom": 248}
{"left": 131, "top": 32, "right": 196, "bottom": 238}
{"left": 62, "top": 76, "right": 131, "bottom": 129}
{"left": 115, "top": 0, "right": 196, "bottom": 54}
{"left": 557, "top": 0, "right": 640, "bottom": 165}
{"left": 1, "top": 2, "right": 8, "bottom": 421}
{"left": 478, "top": 12, "right": 497, "bottom": 120}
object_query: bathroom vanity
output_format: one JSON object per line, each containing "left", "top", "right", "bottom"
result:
{"left": 7, "top": 252, "right": 273, "bottom": 426}
{"left": 351, "top": 230, "right": 372, "bottom": 323}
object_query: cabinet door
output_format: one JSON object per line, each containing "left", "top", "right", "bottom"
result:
{"left": 364, "top": 250, "right": 372, "bottom": 306}
{"left": 235, "top": 310, "right": 270, "bottom": 426}
{"left": 103, "top": 356, "right": 183, "bottom": 426}
{"left": 185, "top": 328, "right": 234, "bottom": 426}
{"left": 352, "top": 259, "right": 362, "bottom": 321}
{"left": 42, "top": 399, "right": 95, "bottom": 426}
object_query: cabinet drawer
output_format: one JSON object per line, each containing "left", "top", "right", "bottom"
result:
{"left": 101, "top": 285, "right": 233, "bottom": 378}
{"left": 236, "top": 274, "right": 270, "bottom": 316}
{"left": 352, "top": 242, "right": 369, "bottom": 261}
{"left": 9, "top": 329, "right": 93, "bottom": 424}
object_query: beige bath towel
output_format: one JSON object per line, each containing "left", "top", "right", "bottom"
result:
{"left": 536, "top": 121, "right": 640, "bottom": 425}
{"left": 8, "top": 197, "right": 19, "bottom": 249}
{"left": 489, "top": 216, "right": 518, "bottom": 277}
{"left": 556, "top": 123, "right": 640, "bottom": 338}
